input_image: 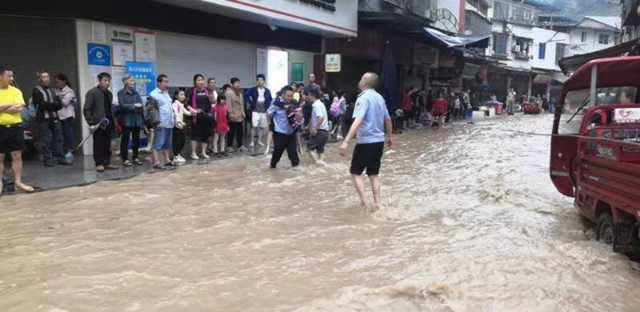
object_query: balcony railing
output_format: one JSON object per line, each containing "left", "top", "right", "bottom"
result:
{"left": 494, "top": 0, "right": 538, "bottom": 26}
{"left": 409, "top": 0, "right": 438, "bottom": 21}
{"left": 383, "top": 0, "right": 408, "bottom": 9}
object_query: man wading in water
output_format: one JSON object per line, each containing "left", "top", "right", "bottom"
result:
{"left": 339, "top": 72, "right": 393, "bottom": 210}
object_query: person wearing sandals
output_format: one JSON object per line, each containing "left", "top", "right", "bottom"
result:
{"left": 0, "top": 66, "right": 34, "bottom": 194}
{"left": 149, "top": 74, "right": 175, "bottom": 169}
{"left": 117, "top": 75, "right": 144, "bottom": 166}
{"left": 185, "top": 74, "right": 214, "bottom": 160}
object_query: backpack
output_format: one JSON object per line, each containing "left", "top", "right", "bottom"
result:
{"left": 330, "top": 100, "right": 341, "bottom": 118}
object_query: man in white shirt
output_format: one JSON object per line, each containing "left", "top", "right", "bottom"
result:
{"left": 305, "top": 88, "right": 329, "bottom": 164}
{"left": 507, "top": 87, "right": 515, "bottom": 114}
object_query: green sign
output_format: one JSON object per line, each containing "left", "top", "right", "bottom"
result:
{"left": 291, "top": 62, "right": 304, "bottom": 82}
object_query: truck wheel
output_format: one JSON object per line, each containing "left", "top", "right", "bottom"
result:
{"left": 597, "top": 213, "right": 614, "bottom": 245}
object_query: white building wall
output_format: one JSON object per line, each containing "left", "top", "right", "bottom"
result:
{"left": 569, "top": 28, "right": 617, "bottom": 54}
{"left": 76, "top": 20, "right": 94, "bottom": 156}
{"left": 529, "top": 27, "right": 571, "bottom": 71}
{"left": 488, "top": 22, "right": 534, "bottom": 70}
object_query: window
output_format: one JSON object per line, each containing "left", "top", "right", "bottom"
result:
{"left": 556, "top": 43, "right": 567, "bottom": 61}
{"left": 494, "top": 1, "right": 508, "bottom": 21}
{"left": 539, "top": 43, "right": 546, "bottom": 59}
{"left": 581, "top": 32, "right": 587, "bottom": 42}
{"left": 493, "top": 33, "right": 508, "bottom": 55}
{"left": 560, "top": 86, "right": 638, "bottom": 135}
{"left": 598, "top": 34, "right": 610, "bottom": 45}
{"left": 513, "top": 37, "right": 532, "bottom": 59}
{"left": 479, "top": 3, "right": 488, "bottom": 16}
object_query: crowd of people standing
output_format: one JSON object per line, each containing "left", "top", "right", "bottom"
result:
{"left": 2, "top": 65, "right": 394, "bottom": 208}
{"left": 397, "top": 87, "right": 472, "bottom": 130}
{"left": 69, "top": 73, "right": 346, "bottom": 172}
{"left": 2, "top": 65, "right": 397, "bottom": 209}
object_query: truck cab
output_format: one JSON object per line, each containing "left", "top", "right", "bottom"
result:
{"left": 550, "top": 56, "right": 640, "bottom": 255}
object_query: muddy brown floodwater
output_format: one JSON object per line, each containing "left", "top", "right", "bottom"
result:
{"left": 2, "top": 115, "right": 640, "bottom": 312}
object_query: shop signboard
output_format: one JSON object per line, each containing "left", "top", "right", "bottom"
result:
{"left": 325, "top": 54, "right": 341, "bottom": 73}
{"left": 211, "top": 0, "right": 357, "bottom": 37}
{"left": 87, "top": 43, "right": 111, "bottom": 66}
{"left": 257, "top": 48, "right": 288, "bottom": 89}
{"left": 135, "top": 31, "right": 156, "bottom": 61}
{"left": 267, "top": 50, "right": 288, "bottom": 92}
{"left": 111, "top": 27, "right": 134, "bottom": 44}
{"left": 125, "top": 61, "right": 155, "bottom": 97}
{"left": 461, "top": 63, "right": 481, "bottom": 79}
{"left": 291, "top": 62, "right": 304, "bottom": 82}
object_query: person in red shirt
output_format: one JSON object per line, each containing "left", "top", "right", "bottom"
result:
{"left": 432, "top": 92, "right": 448, "bottom": 126}
{"left": 402, "top": 87, "right": 414, "bottom": 128}
{"left": 213, "top": 94, "right": 229, "bottom": 157}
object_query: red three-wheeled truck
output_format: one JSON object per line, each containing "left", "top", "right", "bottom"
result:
{"left": 551, "top": 48, "right": 640, "bottom": 256}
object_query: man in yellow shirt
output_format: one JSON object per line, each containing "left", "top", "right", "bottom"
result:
{"left": 0, "top": 66, "right": 34, "bottom": 194}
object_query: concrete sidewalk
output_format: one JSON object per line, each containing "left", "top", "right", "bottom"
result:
{"left": 1, "top": 145, "right": 261, "bottom": 196}
{"left": 1, "top": 130, "right": 346, "bottom": 196}
{"left": 1, "top": 153, "right": 246, "bottom": 195}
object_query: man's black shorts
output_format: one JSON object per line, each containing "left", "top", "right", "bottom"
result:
{"left": 350, "top": 142, "right": 385, "bottom": 176}
{"left": 0, "top": 125, "right": 25, "bottom": 154}
{"left": 307, "top": 130, "right": 329, "bottom": 153}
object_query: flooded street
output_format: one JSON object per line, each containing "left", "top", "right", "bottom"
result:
{"left": 2, "top": 114, "right": 640, "bottom": 311}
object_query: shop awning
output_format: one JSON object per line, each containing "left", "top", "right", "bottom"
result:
{"left": 559, "top": 39, "right": 639, "bottom": 74}
{"left": 532, "top": 74, "right": 553, "bottom": 84}
{"left": 423, "top": 27, "right": 490, "bottom": 49}
{"left": 553, "top": 72, "right": 568, "bottom": 83}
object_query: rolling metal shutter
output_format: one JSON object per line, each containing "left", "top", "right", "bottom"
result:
{"left": 0, "top": 16, "right": 78, "bottom": 103}
{"left": 0, "top": 16, "right": 79, "bottom": 144}
{"left": 161, "top": 33, "right": 257, "bottom": 88}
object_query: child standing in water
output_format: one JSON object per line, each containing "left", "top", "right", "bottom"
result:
{"left": 213, "top": 94, "right": 229, "bottom": 157}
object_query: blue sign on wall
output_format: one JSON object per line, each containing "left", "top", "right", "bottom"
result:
{"left": 87, "top": 43, "right": 111, "bottom": 66}
{"left": 125, "top": 61, "right": 156, "bottom": 97}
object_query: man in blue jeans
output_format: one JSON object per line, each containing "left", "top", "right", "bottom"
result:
{"left": 32, "top": 70, "right": 70, "bottom": 167}
{"left": 149, "top": 74, "right": 175, "bottom": 169}
{"left": 339, "top": 72, "right": 393, "bottom": 210}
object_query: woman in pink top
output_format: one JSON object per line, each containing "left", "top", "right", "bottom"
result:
{"left": 213, "top": 94, "right": 230, "bottom": 157}
{"left": 54, "top": 74, "right": 76, "bottom": 157}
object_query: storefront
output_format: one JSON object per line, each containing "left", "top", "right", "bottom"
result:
{"left": 2, "top": 0, "right": 357, "bottom": 155}
{"left": 0, "top": 16, "right": 81, "bottom": 146}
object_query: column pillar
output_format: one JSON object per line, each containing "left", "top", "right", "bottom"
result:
{"left": 546, "top": 82, "right": 551, "bottom": 100}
